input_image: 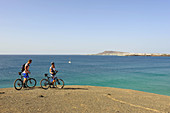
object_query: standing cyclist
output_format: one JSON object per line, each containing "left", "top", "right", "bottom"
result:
{"left": 22, "top": 59, "right": 32, "bottom": 87}
{"left": 49, "top": 62, "right": 58, "bottom": 85}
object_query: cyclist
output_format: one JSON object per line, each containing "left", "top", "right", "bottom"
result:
{"left": 49, "top": 62, "right": 58, "bottom": 85}
{"left": 22, "top": 59, "right": 32, "bottom": 87}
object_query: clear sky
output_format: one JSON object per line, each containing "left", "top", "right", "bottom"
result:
{"left": 0, "top": 0, "right": 170, "bottom": 54}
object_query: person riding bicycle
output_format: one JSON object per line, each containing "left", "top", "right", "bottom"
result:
{"left": 49, "top": 62, "right": 58, "bottom": 85}
{"left": 22, "top": 59, "right": 32, "bottom": 87}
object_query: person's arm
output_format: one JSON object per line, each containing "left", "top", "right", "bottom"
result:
{"left": 49, "top": 68, "right": 51, "bottom": 73}
{"left": 55, "top": 70, "right": 58, "bottom": 73}
{"left": 50, "top": 67, "right": 52, "bottom": 74}
{"left": 53, "top": 67, "right": 58, "bottom": 73}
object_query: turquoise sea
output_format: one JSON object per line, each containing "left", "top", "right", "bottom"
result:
{"left": 0, "top": 55, "right": 170, "bottom": 96}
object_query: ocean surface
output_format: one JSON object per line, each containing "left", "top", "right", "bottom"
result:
{"left": 0, "top": 55, "right": 170, "bottom": 96}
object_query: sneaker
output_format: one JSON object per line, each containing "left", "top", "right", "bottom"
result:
{"left": 52, "top": 86, "right": 55, "bottom": 88}
{"left": 23, "top": 84, "right": 27, "bottom": 88}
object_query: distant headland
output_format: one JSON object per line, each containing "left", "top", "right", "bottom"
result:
{"left": 89, "top": 51, "right": 170, "bottom": 57}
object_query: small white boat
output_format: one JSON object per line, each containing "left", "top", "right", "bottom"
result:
{"left": 68, "top": 60, "right": 71, "bottom": 64}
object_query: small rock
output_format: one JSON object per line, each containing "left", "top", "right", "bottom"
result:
{"left": 39, "top": 95, "right": 44, "bottom": 97}
{"left": 65, "top": 93, "right": 70, "bottom": 95}
{"left": 108, "top": 93, "right": 111, "bottom": 96}
{"left": 0, "top": 92, "right": 5, "bottom": 94}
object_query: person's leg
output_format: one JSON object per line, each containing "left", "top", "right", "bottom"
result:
{"left": 23, "top": 73, "right": 26, "bottom": 83}
{"left": 23, "top": 73, "right": 28, "bottom": 87}
{"left": 23, "top": 78, "right": 26, "bottom": 83}
{"left": 50, "top": 74, "right": 54, "bottom": 85}
{"left": 52, "top": 76, "right": 55, "bottom": 84}
{"left": 23, "top": 78, "right": 27, "bottom": 87}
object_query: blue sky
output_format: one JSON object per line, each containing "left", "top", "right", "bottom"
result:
{"left": 0, "top": 0, "right": 170, "bottom": 54}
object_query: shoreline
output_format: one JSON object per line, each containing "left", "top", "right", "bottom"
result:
{"left": 1, "top": 85, "right": 170, "bottom": 113}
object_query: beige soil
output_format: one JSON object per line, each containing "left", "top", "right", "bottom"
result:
{"left": 0, "top": 85, "right": 170, "bottom": 113}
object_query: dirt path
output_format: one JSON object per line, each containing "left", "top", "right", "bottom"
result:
{"left": 0, "top": 85, "right": 170, "bottom": 113}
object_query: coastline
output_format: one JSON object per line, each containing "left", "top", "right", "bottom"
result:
{"left": 1, "top": 85, "right": 170, "bottom": 113}
{"left": 90, "top": 51, "right": 170, "bottom": 57}
{"left": 89, "top": 54, "right": 170, "bottom": 57}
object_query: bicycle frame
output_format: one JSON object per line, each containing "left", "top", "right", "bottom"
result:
{"left": 44, "top": 74, "right": 58, "bottom": 83}
{"left": 40, "top": 73, "right": 64, "bottom": 89}
{"left": 18, "top": 72, "right": 30, "bottom": 81}
{"left": 18, "top": 72, "right": 36, "bottom": 86}
{"left": 14, "top": 72, "right": 37, "bottom": 90}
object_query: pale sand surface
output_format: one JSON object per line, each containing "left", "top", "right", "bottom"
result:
{"left": 0, "top": 85, "right": 170, "bottom": 113}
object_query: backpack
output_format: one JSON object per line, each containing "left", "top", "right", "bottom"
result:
{"left": 21, "top": 63, "right": 26, "bottom": 72}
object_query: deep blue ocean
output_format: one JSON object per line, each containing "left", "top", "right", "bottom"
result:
{"left": 0, "top": 55, "right": 170, "bottom": 96}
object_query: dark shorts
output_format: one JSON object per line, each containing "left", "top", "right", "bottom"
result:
{"left": 23, "top": 73, "right": 29, "bottom": 78}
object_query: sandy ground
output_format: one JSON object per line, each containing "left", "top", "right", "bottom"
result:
{"left": 0, "top": 85, "right": 170, "bottom": 113}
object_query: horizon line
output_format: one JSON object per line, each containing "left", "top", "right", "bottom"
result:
{"left": 0, "top": 53, "right": 86, "bottom": 55}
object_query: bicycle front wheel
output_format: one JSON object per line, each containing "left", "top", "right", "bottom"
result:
{"left": 40, "top": 79, "right": 50, "bottom": 90}
{"left": 14, "top": 79, "right": 23, "bottom": 90}
{"left": 26, "top": 78, "right": 36, "bottom": 88}
{"left": 54, "top": 79, "right": 64, "bottom": 89}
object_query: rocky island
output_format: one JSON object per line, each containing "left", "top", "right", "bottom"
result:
{"left": 90, "top": 51, "right": 170, "bottom": 57}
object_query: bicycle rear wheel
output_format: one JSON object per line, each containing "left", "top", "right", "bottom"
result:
{"left": 54, "top": 79, "right": 64, "bottom": 89}
{"left": 40, "top": 79, "right": 50, "bottom": 89}
{"left": 26, "top": 78, "right": 36, "bottom": 88}
{"left": 14, "top": 79, "right": 23, "bottom": 90}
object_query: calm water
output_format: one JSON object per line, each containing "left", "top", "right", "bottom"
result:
{"left": 0, "top": 55, "right": 170, "bottom": 96}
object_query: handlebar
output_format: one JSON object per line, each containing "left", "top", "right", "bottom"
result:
{"left": 44, "top": 71, "right": 58, "bottom": 77}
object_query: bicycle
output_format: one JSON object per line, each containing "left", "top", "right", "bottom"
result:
{"left": 14, "top": 72, "right": 37, "bottom": 90}
{"left": 40, "top": 72, "right": 64, "bottom": 90}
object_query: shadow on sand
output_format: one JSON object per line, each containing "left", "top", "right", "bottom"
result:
{"left": 63, "top": 88, "right": 88, "bottom": 90}
{"left": 23, "top": 88, "right": 36, "bottom": 90}
{"left": 23, "top": 86, "right": 88, "bottom": 90}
